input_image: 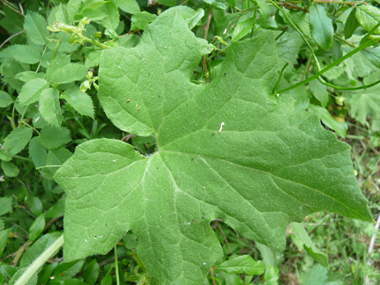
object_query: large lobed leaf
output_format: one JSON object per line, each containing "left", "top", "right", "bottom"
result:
{"left": 55, "top": 8, "right": 371, "bottom": 284}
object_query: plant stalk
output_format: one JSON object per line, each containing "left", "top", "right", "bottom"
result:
{"left": 14, "top": 235, "right": 64, "bottom": 285}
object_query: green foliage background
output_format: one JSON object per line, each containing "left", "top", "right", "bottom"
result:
{"left": 0, "top": 0, "right": 379, "bottom": 284}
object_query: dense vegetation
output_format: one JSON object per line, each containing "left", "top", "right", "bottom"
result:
{"left": 0, "top": 0, "right": 379, "bottom": 284}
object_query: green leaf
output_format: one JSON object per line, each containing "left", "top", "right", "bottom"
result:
{"left": 50, "top": 63, "right": 88, "bottom": 84}
{"left": 29, "top": 214, "right": 45, "bottom": 242}
{"left": 131, "top": 12, "right": 157, "bottom": 30}
{"left": 23, "top": 12, "right": 49, "bottom": 46}
{"left": 18, "top": 78, "right": 49, "bottom": 106}
{"left": 290, "top": 222, "right": 328, "bottom": 267}
{"left": 299, "top": 264, "right": 329, "bottom": 285}
{"left": 39, "top": 263, "right": 59, "bottom": 285}
{"left": 0, "top": 91, "right": 13, "bottom": 108}
{"left": 48, "top": 4, "right": 69, "bottom": 25}
{"left": 45, "top": 199, "right": 65, "bottom": 218}
{"left": 1, "top": 161, "right": 20, "bottom": 177}
{"left": 186, "top": 8, "right": 205, "bottom": 29}
{"left": 114, "top": 0, "right": 140, "bottom": 14}
{"left": 4, "top": 127, "right": 33, "bottom": 155}
{"left": 255, "top": 242, "right": 284, "bottom": 268}
{"left": 309, "top": 4, "right": 334, "bottom": 49}
{"left": 285, "top": 84, "right": 310, "bottom": 110}
{"left": 172, "top": 6, "right": 204, "bottom": 29}
{"left": 28, "top": 197, "right": 43, "bottom": 216}
{"left": 82, "top": 259, "right": 99, "bottom": 285}
{"left": 344, "top": 8, "right": 360, "bottom": 39}
{"left": 309, "top": 79, "right": 329, "bottom": 107}
{"left": 0, "top": 59, "right": 28, "bottom": 90}
{"left": 67, "top": 0, "right": 83, "bottom": 20}
{"left": 29, "top": 137, "right": 48, "bottom": 168}
{"left": 231, "top": 13, "right": 256, "bottom": 42}
{"left": 356, "top": 5, "right": 380, "bottom": 35}
{"left": 256, "top": 0, "right": 271, "bottom": 18}
{"left": 39, "top": 88, "right": 63, "bottom": 128}
{"left": 282, "top": 10, "right": 312, "bottom": 39}
{"left": 99, "top": 2, "right": 120, "bottom": 30}
{"left": 61, "top": 87, "right": 94, "bottom": 118}
{"left": 0, "top": 228, "right": 11, "bottom": 257}
{"left": 8, "top": 45, "right": 41, "bottom": 64}
{"left": 361, "top": 47, "right": 380, "bottom": 68}
{"left": 0, "top": 264, "right": 17, "bottom": 282}
{"left": 100, "top": 273, "right": 112, "bottom": 285}
{"left": 39, "top": 126, "right": 71, "bottom": 150}
{"left": 47, "top": 147, "right": 72, "bottom": 176}
{"left": 276, "top": 31, "right": 303, "bottom": 69}
{"left": 308, "top": 104, "right": 348, "bottom": 138}
{"left": 264, "top": 265, "right": 279, "bottom": 285}
{"left": 0, "top": 197, "right": 12, "bottom": 216}
{"left": 347, "top": 87, "right": 380, "bottom": 124}
{"left": 51, "top": 260, "right": 85, "bottom": 282}
{"left": 218, "top": 255, "right": 265, "bottom": 276}
{"left": 82, "top": 1, "right": 119, "bottom": 30}
{"left": 0, "top": 6, "right": 24, "bottom": 34}
{"left": 0, "top": 149, "right": 12, "bottom": 162}
{"left": 15, "top": 71, "right": 44, "bottom": 83}
{"left": 202, "top": 0, "right": 227, "bottom": 10}
{"left": 55, "top": 10, "right": 371, "bottom": 284}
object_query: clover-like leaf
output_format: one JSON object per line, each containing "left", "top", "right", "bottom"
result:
{"left": 55, "top": 9, "right": 371, "bottom": 284}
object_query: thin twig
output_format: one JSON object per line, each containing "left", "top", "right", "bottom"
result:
{"left": 0, "top": 30, "right": 25, "bottom": 49}
{"left": 278, "top": 2, "right": 308, "bottom": 12}
{"left": 334, "top": 35, "right": 356, "bottom": 48}
{"left": 215, "top": 221, "right": 233, "bottom": 254}
{"left": 209, "top": 267, "right": 216, "bottom": 285}
{"left": 11, "top": 241, "right": 31, "bottom": 267}
{"left": 1, "top": 0, "right": 25, "bottom": 16}
{"left": 44, "top": 216, "right": 63, "bottom": 233}
{"left": 18, "top": 3, "right": 24, "bottom": 15}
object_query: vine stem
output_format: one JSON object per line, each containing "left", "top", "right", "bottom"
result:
{"left": 271, "top": 0, "right": 380, "bottom": 93}
{"left": 14, "top": 235, "right": 64, "bottom": 285}
{"left": 277, "top": 38, "right": 380, "bottom": 93}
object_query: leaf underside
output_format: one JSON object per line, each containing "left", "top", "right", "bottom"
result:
{"left": 55, "top": 8, "right": 371, "bottom": 285}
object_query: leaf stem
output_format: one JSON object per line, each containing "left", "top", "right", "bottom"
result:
{"left": 35, "top": 165, "right": 62, "bottom": 169}
{"left": 20, "top": 121, "right": 40, "bottom": 135}
{"left": 333, "top": 35, "right": 356, "bottom": 48}
{"left": 273, "top": 62, "right": 289, "bottom": 94}
{"left": 13, "top": 155, "right": 33, "bottom": 162}
{"left": 51, "top": 33, "right": 67, "bottom": 61}
{"left": 0, "top": 30, "right": 25, "bottom": 49}
{"left": 114, "top": 246, "right": 120, "bottom": 285}
{"left": 14, "top": 235, "right": 64, "bottom": 285}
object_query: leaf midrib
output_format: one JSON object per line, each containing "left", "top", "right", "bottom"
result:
{"left": 160, "top": 149, "right": 366, "bottom": 220}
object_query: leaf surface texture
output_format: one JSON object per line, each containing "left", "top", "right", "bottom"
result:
{"left": 55, "top": 9, "right": 371, "bottom": 284}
